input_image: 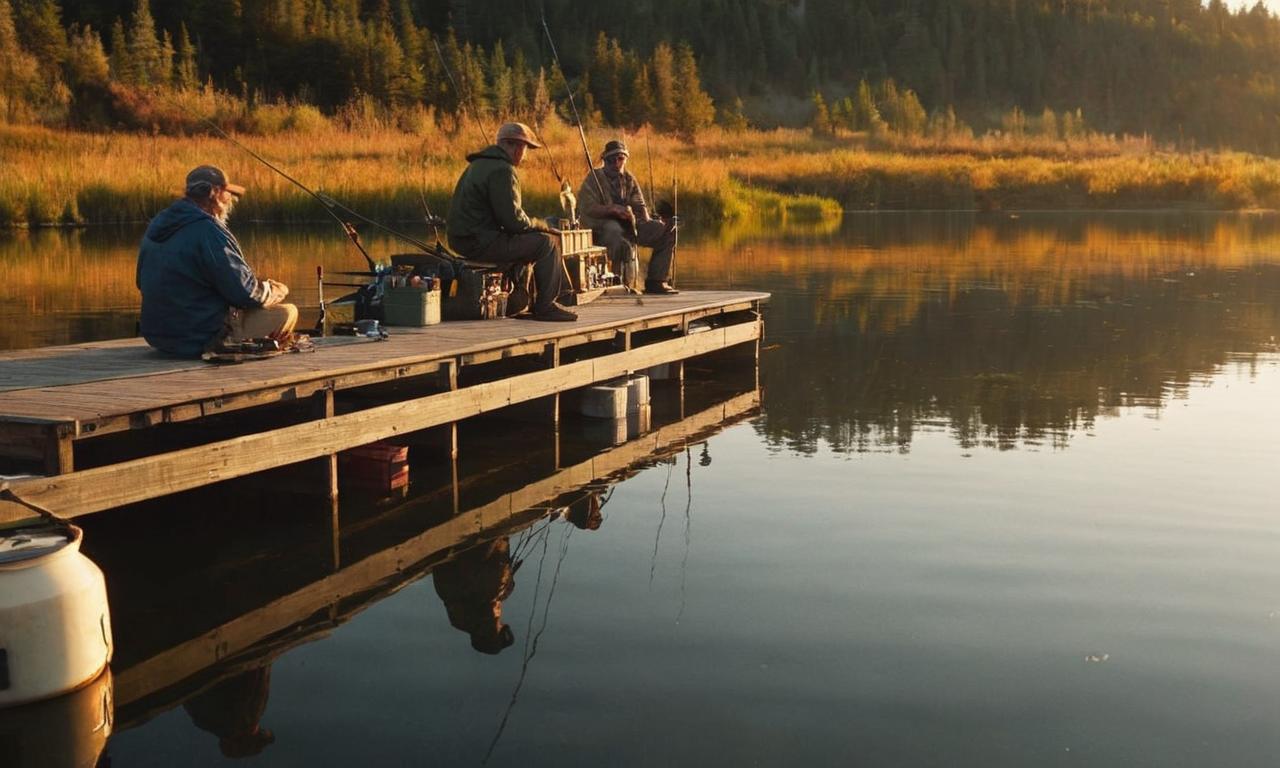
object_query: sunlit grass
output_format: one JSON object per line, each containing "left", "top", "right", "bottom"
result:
{"left": 4, "top": 121, "right": 1280, "bottom": 229}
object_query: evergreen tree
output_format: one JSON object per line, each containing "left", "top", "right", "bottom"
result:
{"left": 852, "top": 79, "right": 882, "bottom": 132}
{"left": 531, "top": 65, "right": 551, "bottom": 124}
{"left": 13, "top": 0, "right": 67, "bottom": 76}
{"left": 810, "top": 91, "right": 833, "bottom": 135}
{"left": 629, "top": 65, "right": 655, "bottom": 128}
{"left": 719, "top": 96, "right": 749, "bottom": 131}
{"left": 649, "top": 42, "right": 675, "bottom": 132}
{"left": 174, "top": 22, "right": 198, "bottom": 90}
{"left": 108, "top": 17, "right": 133, "bottom": 85}
{"left": 65, "top": 24, "right": 109, "bottom": 90}
{"left": 0, "top": 0, "right": 40, "bottom": 122}
{"left": 488, "top": 42, "right": 512, "bottom": 118}
{"left": 672, "top": 43, "right": 714, "bottom": 138}
{"left": 126, "top": 0, "right": 166, "bottom": 87}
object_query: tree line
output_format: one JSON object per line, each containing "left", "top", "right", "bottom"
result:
{"left": 0, "top": 0, "right": 719, "bottom": 137}
{"left": 5, "top": 0, "right": 1280, "bottom": 152}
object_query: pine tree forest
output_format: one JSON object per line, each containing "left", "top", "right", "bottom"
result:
{"left": 4, "top": 0, "right": 1280, "bottom": 153}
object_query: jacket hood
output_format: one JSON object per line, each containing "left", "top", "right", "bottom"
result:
{"left": 465, "top": 144, "right": 514, "bottom": 164}
{"left": 144, "top": 198, "right": 217, "bottom": 243}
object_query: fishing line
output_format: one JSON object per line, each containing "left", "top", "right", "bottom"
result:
{"left": 649, "top": 456, "right": 674, "bottom": 587}
{"left": 160, "top": 92, "right": 455, "bottom": 269}
{"left": 432, "top": 36, "right": 493, "bottom": 148}
{"left": 169, "top": 103, "right": 378, "bottom": 273}
{"left": 677, "top": 443, "right": 694, "bottom": 623}
{"left": 483, "top": 523, "right": 574, "bottom": 764}
{"left": 540, "top": 12, "right": 610, "bottom": 211}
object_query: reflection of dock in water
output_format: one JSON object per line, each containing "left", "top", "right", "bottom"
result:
{"left": 104, "top": 386, "right": 759, "bottom": 729}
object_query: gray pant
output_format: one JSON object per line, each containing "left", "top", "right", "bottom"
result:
{"left": 594, "top": 218, "right": 676, "bottom": 283}
{"left": 456, "top": 231, "right": 565, "bottom": 312}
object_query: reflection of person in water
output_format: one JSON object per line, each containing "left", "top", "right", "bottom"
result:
{"left": 564, "top": 493, "right": 603, "bottom": 531}
{"left": 183, "top": 666, "right": 274, "bottom": 758}
{"left": 433, "top": 538, "right": 516, "bottom": 655}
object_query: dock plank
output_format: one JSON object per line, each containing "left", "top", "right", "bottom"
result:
{"left": 0, "top": 292, "right": 765, "bottom": 428}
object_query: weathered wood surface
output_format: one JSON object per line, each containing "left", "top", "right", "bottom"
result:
{"left": 0, "top": 292, "right": 765, "bottom": 434}
{"left": 5, "top": 321, "right": 760, "bottom": 519}
{"left": 114, "top": 389, "right": 760, "bottom": 716}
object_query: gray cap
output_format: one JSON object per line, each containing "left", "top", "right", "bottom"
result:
{"left": 186, "top": 165, "right": 245, "bottom": 197}
{"left": 601, "top": 139, "right": 629, "bottom": 160}
{"left": 495, "top": 122, "right": 542, "bottom": 148}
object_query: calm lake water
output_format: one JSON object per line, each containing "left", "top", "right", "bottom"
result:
{"left": 4, "top": 212, "right": 1280, "bottom": 766}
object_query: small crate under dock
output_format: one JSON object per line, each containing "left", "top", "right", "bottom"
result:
{"left": 339, "top": 441, "right": 409, "bottom": 492}
{"left": 0, "top": 290, "right": 767, "bottom": 519}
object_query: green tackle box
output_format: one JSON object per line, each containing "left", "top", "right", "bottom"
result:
{"left": 383, "top": 285, "right": 441, "bottom": 327}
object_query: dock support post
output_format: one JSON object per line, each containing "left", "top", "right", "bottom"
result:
{"left": 329, "top": 495, "right": 340, "bottom": 572}
{"left": 543, "top": 342, "right": 561, "bottom": 426}
{"left": 445, "top": 359, "right": 460, "bottom": 515}
{"left": 44, "top": 424, "right": 74, "bottom": 475}
{"left": 754, "top": 302, "right": 763, "bottom": 391}
{"left": 316, "top": 387, "right": 338, "bottom": 500}
{"left": 444, "top": 360, "right": 459, "bottom": 461}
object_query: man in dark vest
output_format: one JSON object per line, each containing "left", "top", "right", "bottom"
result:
{"left": 578, "top": 139, "right": 679, "bottom": 295}
{"left": 446, "top": 122, "right": 577, "bottom": 321}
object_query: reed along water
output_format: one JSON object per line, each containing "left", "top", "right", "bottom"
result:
{"left": 3, "top": 212, "right": 1280, "bottom": 766}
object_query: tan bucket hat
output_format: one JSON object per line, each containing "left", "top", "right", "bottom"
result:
{"left": 495, "top": 122, "right": 542, "bottom": 148}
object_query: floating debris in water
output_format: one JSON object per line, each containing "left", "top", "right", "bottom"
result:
{"left": 1085, "top": 653, "right": 1110, "bottom": 663}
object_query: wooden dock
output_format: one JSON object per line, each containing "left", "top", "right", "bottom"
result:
{"left": 0, "top": 291, "right": 766, "bottom": 519}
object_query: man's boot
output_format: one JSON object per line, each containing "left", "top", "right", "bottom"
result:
{"left": 532, "top": 302, "right": 578, "bottom": 322}
{"left": 645, "top": 280, "right": 679, "bottom": 295}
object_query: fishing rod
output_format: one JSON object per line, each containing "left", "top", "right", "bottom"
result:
{"left": 645, "top": 132, "right": 656, "bottom": 214}
{"left": 432, "top": 36, "right": 492, "bottom": 148}
{"left": 176, "top": 108, "right": 378, "bottom": 273}
{"left": 540, "top": 13, "right": 616, "bottom": 229}
{"left": 176, "top": 100, "right": 465, "bottom": 270}
{"left": 671, "top": 165, "right": 680, "bottom": 286}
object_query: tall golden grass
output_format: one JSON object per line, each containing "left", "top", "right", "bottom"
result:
{"left": 4, "top": 119, "right": 1280, "bottom": 228}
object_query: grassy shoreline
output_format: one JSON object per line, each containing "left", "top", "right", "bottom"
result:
{"left": 5, "top": 122, "right": 1280, "bottom": 229}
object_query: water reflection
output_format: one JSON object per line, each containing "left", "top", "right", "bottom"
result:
{"left": 183, "top": 668, "right": 274, "bottom": 758}
{"left": 672, "top": 212, "right": 1280, "bottom": 453}
{"left": 433, "top": 538, "right": 517, "bottom": 655}
{"left": 70, "top": 380, "right": 755, "bottom": 762}
{"left": 4, "top": 213, "right": 1278, "bottom": 454}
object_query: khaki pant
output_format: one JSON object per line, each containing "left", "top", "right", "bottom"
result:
{"left": 227, "top": 304, "right": 298, "bottom": 340}
{"left": 593, "top": 218, "right": 676, "bottom": 284}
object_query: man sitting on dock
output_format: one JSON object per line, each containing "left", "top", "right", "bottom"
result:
{"left": 446, "top": 122, "right": 578, "bottom": 322}
{"left": 136, "top": 165, "right": 298, "bottom": 357}
{"left": 578, "top": 139, "right": 679, "bottom": 295}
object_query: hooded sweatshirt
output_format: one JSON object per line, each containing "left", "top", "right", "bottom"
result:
{"left": 136, "top": 198, "right": 270, "bottom": 357}
{"left": 445, "top": 144, "right": 550, "bottom": 255}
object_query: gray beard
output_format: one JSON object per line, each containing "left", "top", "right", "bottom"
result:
{"left": 214, "top": 199, "right": 235, "bottom": 225}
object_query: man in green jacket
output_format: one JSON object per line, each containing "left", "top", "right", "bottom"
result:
{"left": 446, "top": 122, "right": 576, "bottom": 322}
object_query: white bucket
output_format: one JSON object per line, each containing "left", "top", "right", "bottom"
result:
{"left": 0, "top": 524, "right": 113, "bottom": 707}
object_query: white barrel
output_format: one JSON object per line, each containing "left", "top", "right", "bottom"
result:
{"left": 0, "top": 524, "right": 113, "bottom": 707}
{"left": 624, "top": 374, "right": 650, "bottom": 414}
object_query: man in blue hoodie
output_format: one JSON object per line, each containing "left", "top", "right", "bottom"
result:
{"left": 136, "top": 166, "right": 297, "bottom": 357}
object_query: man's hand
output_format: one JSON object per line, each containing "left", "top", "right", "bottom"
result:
{"left": 611, "top": 204, "right": 634, "bottom": 222}
{"left": 263, "top": 278, "right": 289, "bottom": 306}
